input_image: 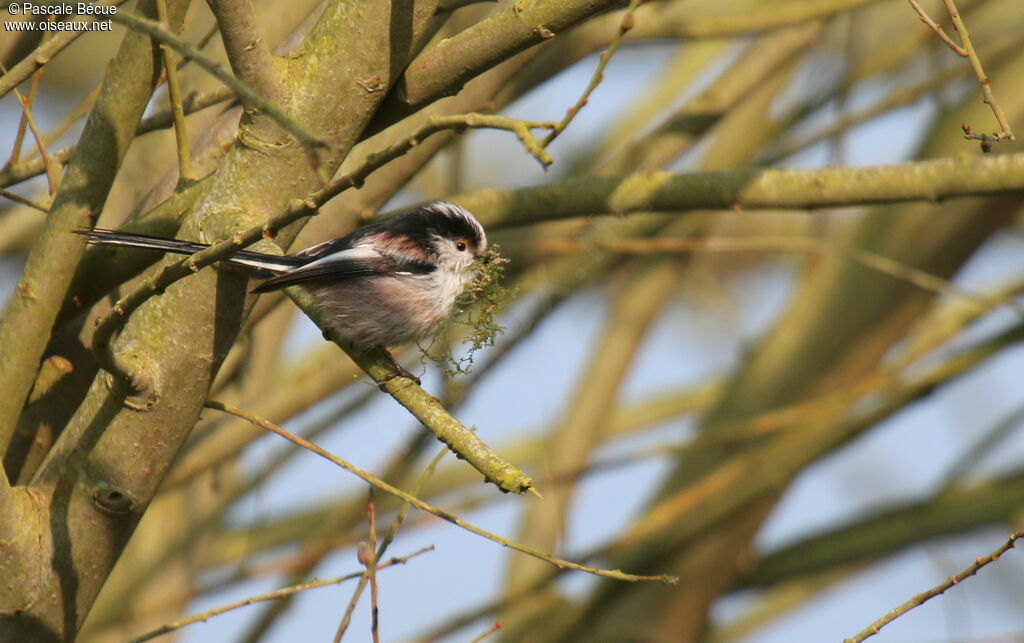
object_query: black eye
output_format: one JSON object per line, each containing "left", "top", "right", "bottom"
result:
{"left": 456, "top": 242, "right": 467, "bottom": 251}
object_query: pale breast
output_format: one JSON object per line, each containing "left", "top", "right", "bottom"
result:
{"left": 305, "top": 271, "right": 464, "bottom": 348}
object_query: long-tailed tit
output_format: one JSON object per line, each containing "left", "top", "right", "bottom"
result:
{"left": 78, "top": 201, "right": 488, "bottom": 378}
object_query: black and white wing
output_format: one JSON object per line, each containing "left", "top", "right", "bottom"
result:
{"left": 251, "top": 242, "right": 434, "bottom": 293}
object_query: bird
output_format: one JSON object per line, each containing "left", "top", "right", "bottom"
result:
{"left": 77, "top": 201, "right": 488, "bottom": 381}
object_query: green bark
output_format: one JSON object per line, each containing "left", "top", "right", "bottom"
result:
{"left": 0, "top": 1, "right": 441, "bottom": 639}
{"left": 0, "top": 0, "right": 191, "bottom": 463}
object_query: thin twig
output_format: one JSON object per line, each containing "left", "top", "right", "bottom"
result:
{"left": 405, "top": 319, "right": 1024, "bottom": 641}
{"left": 542, "top": 0, "right": 640, "bottom": 148}
{"left": 21, "top": 26, "right": 227, "bottom": 165}
{"left": 936, "top": 403, "right": 1024, "bottom": 493}
{"left": 0, "top": 187, "right": 49, "bottom": 213}
{"left": 0, "top": 0, "right": 127, "bottom": 100}
{"left": 109, "top": 10, "right": 325, "bottom": 152}
{"left": 140, "top": 87, "right": 236, "bottom": 134}
{"left": 154, "top": 0, "right": 194, "bottom": 184}
{"left": 7, "top": 63, "right": 42, "bottom": 165}
{"left": 0, "top": 87, "right": 235, "bottom": 189}
{"left": 844, "top": 245, "right": 997, "bottom": 311}
{"left": 14, "top": 94, "right": 59, "bottom": 194}
{"left": 378, "top": 446, "right": 449, "bottom": 560}
{"left": 334, "top": 447, "right": 448, "bottom": 641}
{"left": 894, "top": 277, "right": 1024, "bottom": 371}
{"left": 41, "top": 84, "right": 102, "bottom": 148}
{"left": 768, "top": 62, "right": 969, "bottom": 162}
{"left": 85, "top": 113, "right": 544, "bottom": 495}
{"left": 204, "top": 400, "right": 676, "bottom": 584}
{"left": 942, "top": 0, "right": 1014, "bottom": 142}
{"left": 193, "top": 20, "right": 222, "bottom": 52}
{"left": 844, "top": 530, "right": 1024, "bottom": 642}
{"left": 1, "top": 63, "right": 60, "bottom": 195}
{"left": 335, "top": 493, "right": 382, "bottom": 643}
{"left": 906, "top": 0, "right": 966, "bottom": 56}
{"left": 128, "top": 546, "right": 434, "bottom": 642}
{"left": 366, "top": 493, "right": 381, "bottom": 643}
{"left": 905, "top": 0, "right": 1014, "bottom": 143}
{"left": 468, "top": 621, "right": 505, "bottom": 643}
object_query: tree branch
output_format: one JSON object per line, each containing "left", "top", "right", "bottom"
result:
{"left": 532, "top": 236, "right": 999, "bottom": 312}
{"left": 540, "top": 0, "right": 640, "bottom": 148}
{"left": 742, "top": 469, "right": 1024, "bottom": 589}
{"left": 86, "top": 112, "right": 555, "bottom": 391}
{"left": 155, "top": 0, "right": 194, "bottom": 184}
{"left": 12, "top": 4, "right": 442, "bottom": 640}
{"left": 206, "top": 0, "right": 279, "bottom": 99}
{"left": 4, "top": 74, "right": 59, "bottom": 194}
{"left": 941, "top": 0, "right": 1015, "bottom": 142}
{"left": 652, "top": 0, "right": 885, "bottom": 39}
{"left": 204, "top": 400, "right": 674, "bottom": 584}
{"left": 844, "top": 530, "right": 1024, "bottom": 642}
{"left": 335, "top": 446, "right": 446, "bottom": 640}
{"left": 370, "top": 0, "right": 625, "bottom": 130}
{"left": 0, "top": 88, "right": 235, "bottom": 190}
{"left": 0, "top": 187, "right": 48, "bottom": 213}
{"left": 371, "top": 0, "right": 886, "bottom": 132}
{"left": 905, "top": 0, "right": 1014, "bottom": 143}
{"left": 285, "top": 291, "right": 535, "bottom": 494}
{"left": 450, "top": 152, "right": 1024, "bottom": 229}
{"left": 906, "top": 0, "right": 966, "bottom": 56}
{"left": 109, "top": 10, "right": 323, "bottom": 151}
{"left": 129, "top": 545, "right": 434, "bottom": 642}
{"left": 0, "top": 0, "right": 190, "bottom": 472}
{"left": 0, "top": 0, "right": 127, "bottom": 100}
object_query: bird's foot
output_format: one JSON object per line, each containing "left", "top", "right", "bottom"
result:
{"left": 377, "top": 346, "right": 421, "bottom": 389}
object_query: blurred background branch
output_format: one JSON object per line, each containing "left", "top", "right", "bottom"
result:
{"left": 2, "top": 0, "right": 1024, "bottom": 641}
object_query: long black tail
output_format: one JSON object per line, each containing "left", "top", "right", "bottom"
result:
{"left": 75, "top": 228, "right": 301, "bottom": 273}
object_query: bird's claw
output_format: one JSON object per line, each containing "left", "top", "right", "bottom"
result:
{"left": 378, "top": 365, "right": 421, "bottom": 390}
